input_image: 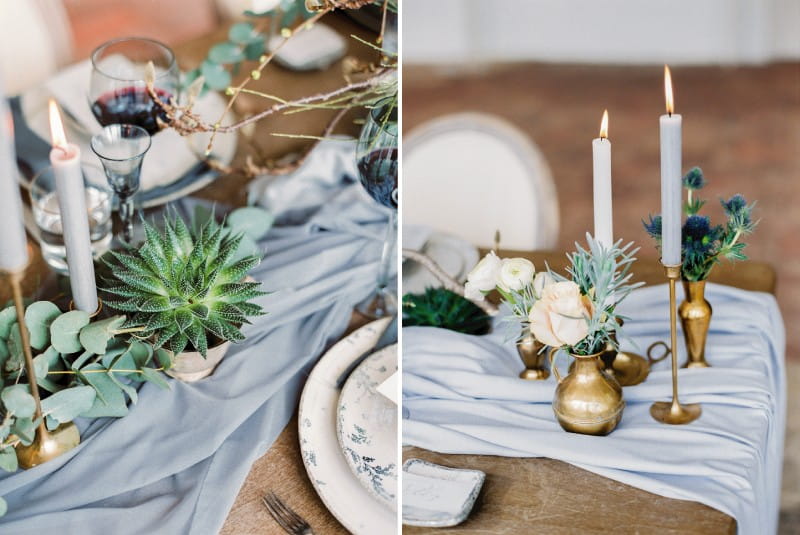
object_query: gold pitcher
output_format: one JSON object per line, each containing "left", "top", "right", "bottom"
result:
{"left": 679, "top": 280, "right": 712, "bottom": 368}
{"left": 549, "top": 348, "right": 625, "bottom": 436}
{"left": 517, "top": 333, "right": 549, "bottom": 380}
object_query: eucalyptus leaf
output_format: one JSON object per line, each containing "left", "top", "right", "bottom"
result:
{"left": 79, "top": 364, "right": 129, "bottom": 418}
{"left": 5, "top": 323, "right": 22, "bottom": 372}
{"left": 0, "top": 307, "right": 16, "bottom": 339}
{"left": 229, "top": 22, "right": 259, "bottom": 44}
{"left": 107, "top": 372, "right": 139, "bottom": 405}
{"left": 208, "top": 42, "right": 245, "bottom": 65}
{"left": 1, "top": 385, "right": 35, "bottom": 419}
{"left": 0, "top": 449, "right": 17, "bottom": 472}
{"left": 79, "top": 315, "right": 126, "bottom": 355}
{"left": 244, "top": 40, "right": 266, "bottom": 61}
{"left": 141, "top": 367, "right": 169, "bottom": 390}
{"left": 11, "top": 417, "right": 37, "bottom": 445}
{"left": 24, "top": 301, "right": 61, "bottom": 350}
{"left": 0, "top": 495, "right": 7, "bottom": 516}
{"left": 200, "top": 61, "right": 232, "bottom": 91}
{"left": 45, "top": 415, "right": 59, "bottom": 431}
{"left": 41, "top": 386, "right": 96, "bottom": 424}
{"left": 0, "top": 341, "right": 8, "bottom": 369}
{"left": 154, "top": 348, "right": 174, "bottom": 371}
{"left": 50, "top": 311, "right": 90, "bottom": 354}
{"left": 71, "top": 350, "right": 94, "bottom": 371}
{"left": 227, "top": 207, "right": 274, "bottom": 240}
{"left": 100, "top": 340, "right": 129, "bottom": 369}
{"left": 33, "top": 346, "right": 65, "bottom": 392}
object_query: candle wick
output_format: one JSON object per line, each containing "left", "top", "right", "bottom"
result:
{"left": 54, "top": 144, "right": 69, "bottom": 157}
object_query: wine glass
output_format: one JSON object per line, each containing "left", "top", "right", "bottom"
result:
{"left": 89, "top": 37, "right": 177, "bottom": 243}
{"left": 355, "top": 99, "right": 398, "bottom": 318}
{"left": 89, "top": 37, "right": 179, "bottom": 135}
{"left": 90, "top": 125, "right": 151, "bottom": 243}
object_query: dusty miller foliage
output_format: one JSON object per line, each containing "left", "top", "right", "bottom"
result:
{"left": 551, "top": 234, "right": 643, "bottom": 355}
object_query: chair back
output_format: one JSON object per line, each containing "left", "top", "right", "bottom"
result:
{"left": 403, "top": 113, "right": 559, "bottom": 250}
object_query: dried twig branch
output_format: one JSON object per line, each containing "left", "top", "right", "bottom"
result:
{"left": 402, "top": 248, "right": 499, "bottom": 315}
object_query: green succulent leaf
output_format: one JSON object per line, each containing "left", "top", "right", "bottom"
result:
{"left": 79, "top": 315, "right": 126, "bottom": 355}
{"left": 24, "top": 301, "right": 61, "bottom": 350}
{"left": 50, "top": 310, "right": 91, "bottom": 354}
{"left": 1, "top": 384, "right": 36, "bottom": 419}
{"left": 41, "top": 386, "right": 96, "bottom": 424}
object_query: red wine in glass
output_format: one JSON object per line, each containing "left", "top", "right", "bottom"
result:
{"left": 91, "top": 86, "right": 172, "bottom": 136}
{"left": 357, "top": 147, "right": 398, "bottom": 209}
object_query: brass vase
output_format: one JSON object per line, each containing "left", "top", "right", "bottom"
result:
{"left": 517, "top": 333, "right": 549, "bottom": 380}
{"left": 549, "top": 349, "right": 625, "bottom": 436}
{"left": 679, "top": 280, "right": 712, "bottom": 368}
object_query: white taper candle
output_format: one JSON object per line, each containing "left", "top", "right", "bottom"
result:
{"left": 48, "top": 100, "right": 98, "bottom": 312}
{"left": 660, "top": 66, "right": 682, "bottom": 266}
{"left": 0, "top": 82, "right": 30, "bottom": 272}
{"left": 592, "top": 109, "right": 613, "bottom": 248}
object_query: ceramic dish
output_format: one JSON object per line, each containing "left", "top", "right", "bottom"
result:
{"left": 336, "top": 345, "right": 398, "bottom": 511}
{"left": 402, "top": 458, "right": 485, "bottom": 527}
{"left": 298, "top": 317, "right": 395, "bottom": 535}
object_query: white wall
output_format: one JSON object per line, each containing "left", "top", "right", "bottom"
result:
{"left": 403, "top": 0, "right": 800, "bottom": 65}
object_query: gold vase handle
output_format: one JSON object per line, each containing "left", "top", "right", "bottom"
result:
{"left": 548, "top": 347, "right": 563, "bottom": 384}
{"left": 646, "top": 340, "right": 670, "bottom": 365}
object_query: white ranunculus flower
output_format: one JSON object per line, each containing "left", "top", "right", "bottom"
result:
{"left": 497, "top": 258, "right": 535, "bottom": 292}
{"left": 464, "top": 281, "right": 485, "bottom": 301}
{"left": 532, "top": 271, "right": 555, "bottom": 297}
{"left": 528, "top": 281, "right": 593, "bottom": 348}
{"left": 465, "top": 251, "right": 502, "bottom": 295}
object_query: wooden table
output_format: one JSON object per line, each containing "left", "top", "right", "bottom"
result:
{"left": 404, "top": 250, "right": 776, "bottom": 535}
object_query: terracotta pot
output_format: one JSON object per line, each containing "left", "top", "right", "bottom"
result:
{"left": 549, "top": 349, "right": 624, "bottom": 436}
{"left": 165, "top": 340, "right": 230, "bottom": 382}
{"left": 679, "top": 280, "right": 712, "bottom": 368}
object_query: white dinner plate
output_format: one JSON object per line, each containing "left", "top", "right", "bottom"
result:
{"left": 298, "top": 317, "right": 396, "bottom": 534}
{"left": 336, "top": 345, "right": 398, "bottom": 511}
{"left": 402, "top": 232, "right": 479, "bottom": 295}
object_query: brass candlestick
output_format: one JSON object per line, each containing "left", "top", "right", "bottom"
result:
{"left": 649, "top": 264, "right": 701, "bottom": 425}
{"left": 3, "top": 268, "right": 80, "bottom": 468}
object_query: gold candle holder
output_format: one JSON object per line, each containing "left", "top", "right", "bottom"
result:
{"left": 649, "top": 263, "right": 701, "bottom": 425}
{"left": 2, "top": 268, "right": 80, "bottom": 469}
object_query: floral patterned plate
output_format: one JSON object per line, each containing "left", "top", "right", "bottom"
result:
{"left": 298, "top": 317, "right": 395, "bottom": 535}
{"left": 336, "top": 344, "right": 398, "bottom": 511}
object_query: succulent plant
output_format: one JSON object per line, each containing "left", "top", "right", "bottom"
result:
{"left": 402, "top": 288, "right": 491, "bottom": 335}
{"left": 101, "top": 212, "right": 267, "bottom": 357}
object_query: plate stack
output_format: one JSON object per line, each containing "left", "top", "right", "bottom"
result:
{"left": 298, "top": 318, "right": 398, "bottom": 534}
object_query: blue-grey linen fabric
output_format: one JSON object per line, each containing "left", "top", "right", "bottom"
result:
{"left": 403, "top": 283, "right": 785, "bottom": 535}
{"left": 0, "top": 144, "right": 393, "bottom": 534}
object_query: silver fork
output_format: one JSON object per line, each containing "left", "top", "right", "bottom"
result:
{"left": 262, "top": 492, "right": 315, "bottom": 535}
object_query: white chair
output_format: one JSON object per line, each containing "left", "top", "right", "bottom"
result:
{"left": 0, "top": 0, "right": 74, "bottom": 95}
{"left": 403, "top": 113, "right": 559, "bottom": 251}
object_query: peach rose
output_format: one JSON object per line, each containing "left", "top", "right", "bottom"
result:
{"left": 528, "top": 281, "right": 593, "bottom": 347}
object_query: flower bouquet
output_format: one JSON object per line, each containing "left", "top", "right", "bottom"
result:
{"left": 643, "top": 167, "right": 757, "bottom": 367}
{"left": 466, "top": 235, "right": 642, "bottom": 435}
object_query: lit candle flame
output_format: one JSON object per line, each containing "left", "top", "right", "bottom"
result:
{"left": 599, "top": 109, "right": 609, "bottom": 139}
{"left": 48, "top": 99, "right": 68, "bottom": 148}
{"left": 664, "top": 65, "right": 674, "bottom": 115}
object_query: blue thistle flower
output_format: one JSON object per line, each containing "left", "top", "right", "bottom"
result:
{"left": 682, "top": 167, "right": 706, "bottom": 190}
{"left": 721, "top": 194, "right": 749, "bottom": 220}
{"left": 683, "top": 215, "right": 722, "bottom": 255}
{"left": 642, "top": 214, "right": 662, "bottom": 240}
